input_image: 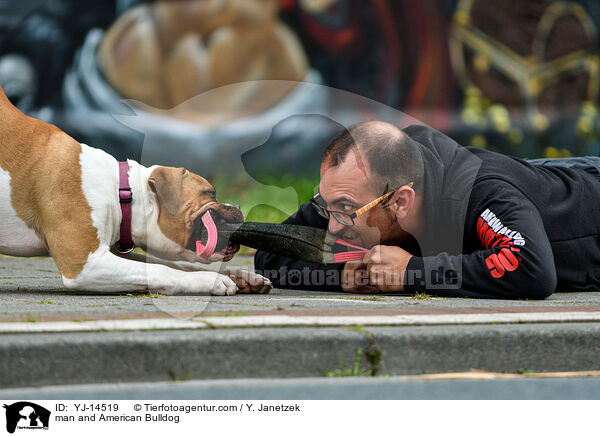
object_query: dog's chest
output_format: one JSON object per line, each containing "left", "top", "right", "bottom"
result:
{"left": 0, "top": 166, "right": 48, "bottom": 256}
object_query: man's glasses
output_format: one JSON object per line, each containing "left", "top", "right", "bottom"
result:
{"left": 311, "top": 182, "right": 414, "bottom": 226}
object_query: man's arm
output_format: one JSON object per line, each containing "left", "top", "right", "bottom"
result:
{"left": 254, "top": 203, "right": 346, "bottom": 291}
{"left": 368, "top": 180, "right": 557, "bottom": 299}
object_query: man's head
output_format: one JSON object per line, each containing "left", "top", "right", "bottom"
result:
{"left": 318, "top": 121, "right": 424, "bottom": 248}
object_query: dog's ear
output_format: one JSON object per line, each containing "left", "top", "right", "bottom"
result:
{"left": 148, "top": 166, "right": 185, "bottom": 215}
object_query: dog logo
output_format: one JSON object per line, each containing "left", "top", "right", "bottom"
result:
{"left": 3, "top": 402, "right": 50, "bottom": 434}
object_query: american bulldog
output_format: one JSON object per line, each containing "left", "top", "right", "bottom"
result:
{"left": 0, "top": 86, "right": 271, "bottom": 295}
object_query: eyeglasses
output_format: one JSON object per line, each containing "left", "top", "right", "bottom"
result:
{"left": 311, "top": 182, "right": 414, "bottom": 226}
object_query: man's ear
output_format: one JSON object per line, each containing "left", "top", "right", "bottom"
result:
{"left": 148, "top": 166, "right": 185, "bottom": 215}
{"left": 390, "top": 185, "right": 415, "bottom": 221}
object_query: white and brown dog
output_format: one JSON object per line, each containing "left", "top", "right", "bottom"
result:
{"left": 0, "top": 86, "right": 271, "bottom": 295}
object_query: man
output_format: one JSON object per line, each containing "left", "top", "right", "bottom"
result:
{"left": 254, "top": 121, "right": 600, "bottom": 299}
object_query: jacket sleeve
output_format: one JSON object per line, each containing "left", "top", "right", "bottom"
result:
{"left": 254, "top": 203, "right": 345, "bottom": 291}
{"left": 404, "top": 180, "right": 557, "bottom": 299}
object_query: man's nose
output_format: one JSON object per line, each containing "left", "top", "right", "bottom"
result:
{"left": 328, "top": 217, "right": 345, "bottom": 235}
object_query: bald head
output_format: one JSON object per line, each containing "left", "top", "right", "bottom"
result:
{"left": 353, "top": 121, "right": 406, "bottom": 142}
{"left": 322, "top": 121, "right": 424, "bottom": 194}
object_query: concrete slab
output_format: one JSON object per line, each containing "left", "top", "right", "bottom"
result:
{"left": 2, "top": 254, "right": 600, "bottom": 323}
{"left": 2, "top": 254, "right": 600, "bottom": 389}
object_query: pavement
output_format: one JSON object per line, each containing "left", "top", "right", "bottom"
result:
{"left": 3, "top": 375, "right": 600, "bottom": 400}
{"left": 2, "top": 253, "right": 600, "bottom": 398}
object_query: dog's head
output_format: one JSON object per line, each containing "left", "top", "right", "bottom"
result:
{"left": 147, "top": 166, "right": 243, "bottom": 263}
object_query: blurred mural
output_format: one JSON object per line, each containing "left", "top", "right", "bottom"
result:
{"left": 1, "top": 0, "right": 600, "bottom": 177}
{"left": 450, "top": 0, "right": 600, "bottom": 157}
{"left": 99, "top": 0, "right": 308, "bottom": 125}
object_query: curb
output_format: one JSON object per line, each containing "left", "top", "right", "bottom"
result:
{"left": 2, "top": 322, "right": 600, "bottom": 388}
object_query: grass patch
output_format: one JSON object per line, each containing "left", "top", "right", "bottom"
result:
{"left": 25, "top": 314, "right": 36, "bottom": 323}
{"left": 344, "top": 296, "right": 387, "bottom": 302}
{"left": 349, "top": 325, "right": 372, "bottom": 335}
{"left": 199, "top": 320, "right": 216, "bottom": 329}
{"left": 326, "top": 348, "right": 370, "bottom": 377}
{"left": 326, "top": 329, "right": 383, "bottom": 377}
{"left": 121, "top": 293, "right": 169, "bottom": 299}
{"left": 168, "top": 369, "right": 191, "bottom": 382}
{"left": 409, "top": 292, "right": 432, "bottom": 300}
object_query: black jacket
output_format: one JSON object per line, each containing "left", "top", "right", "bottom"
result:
{"left": 254, "top": 125, "right": 600, "bottom": 299}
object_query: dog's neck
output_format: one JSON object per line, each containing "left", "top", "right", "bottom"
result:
{"left": 123, "top": 160, "right": 186, "bottom": 258}
{"left": 124, "top": 160, "right": 158, "bottom": 249}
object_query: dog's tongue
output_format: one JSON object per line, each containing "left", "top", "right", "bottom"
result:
{"left": 196, "top": 211, "right": 218, "bottom": 259}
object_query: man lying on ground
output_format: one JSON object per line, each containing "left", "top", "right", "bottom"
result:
{"left": 254, "top": 121, "right": 600, "bottom": 299}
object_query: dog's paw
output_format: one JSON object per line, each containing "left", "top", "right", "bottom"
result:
{"left": 154, "top": 271, "right": 238, "bottom": 295}
{"left": 225, "top": 269, "right": 272, "bottom": 294}
{"left": 169, "top": 271, "right": 237, "bottom": 295}
{"left": 209, "top": 273, "right": 239, "bottom": 296}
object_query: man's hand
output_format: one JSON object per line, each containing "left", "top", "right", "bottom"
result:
{"left": 363, "top": 245, "right": 413, "bottom": 292}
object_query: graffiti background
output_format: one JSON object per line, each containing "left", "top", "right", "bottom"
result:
{"left": 1, "top": 0, "right": 599, "bottom": 203}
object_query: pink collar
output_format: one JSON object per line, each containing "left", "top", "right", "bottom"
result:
{"left": 116, "top": 161, "right": 134, "bottom": 253}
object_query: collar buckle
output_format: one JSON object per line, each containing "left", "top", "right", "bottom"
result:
{"left": 119, "top": 187, "right": 132, "bottom": 203}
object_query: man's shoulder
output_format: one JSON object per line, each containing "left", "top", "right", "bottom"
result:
{"left": 467, "top": 147, "right": 536, "bottom": 183}
{"left": 402, "top": 125, "right": 515, "bottom": 164}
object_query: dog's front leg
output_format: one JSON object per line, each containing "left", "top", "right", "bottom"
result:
{"left": 62, "top": 249, "right": 238, "bottom": 295}
{"left": 111, "top": 249, "right": 273, "bottom": 293}
{"left": 111, "top": 249, "right": 208, "bottom": 271}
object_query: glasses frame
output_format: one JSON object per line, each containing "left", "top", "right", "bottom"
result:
{"left": 311, "top": 182, "right": 414, "bottom": 226}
